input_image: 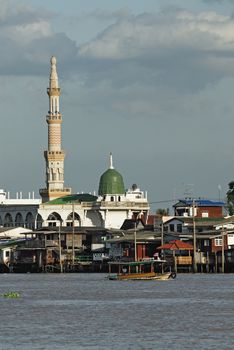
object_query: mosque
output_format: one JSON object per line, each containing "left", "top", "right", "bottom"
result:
{"left": 0, "top": 57, "right": 150, "bottom": 230}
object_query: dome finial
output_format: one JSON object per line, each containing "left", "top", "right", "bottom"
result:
{"left": 109, "top": 152, "right": 114, "bottom": 169}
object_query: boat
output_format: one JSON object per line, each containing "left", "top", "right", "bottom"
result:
{"left": 107, "top": 259, "right": 176, "bottom": 281}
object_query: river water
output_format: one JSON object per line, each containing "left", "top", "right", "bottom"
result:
{"left": 0, "top": 273, "right": 234, "bottom": 350}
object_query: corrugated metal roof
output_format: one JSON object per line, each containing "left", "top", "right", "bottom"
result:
{"left": 157, "top": 240, "right": 194, "bottom": 250}
{"left": 174, "top": 199, "right": 225, "bottom": 207}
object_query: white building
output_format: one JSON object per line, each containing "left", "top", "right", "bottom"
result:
{"left": 38, "top": 153, "right": 149, "bottom": 229}
{"left": 0, "top": 57, "right": 150, "bottom": 230}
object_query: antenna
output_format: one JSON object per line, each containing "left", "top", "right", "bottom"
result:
{"left": 183, "top": 184, "right": 194, "bottom": 198}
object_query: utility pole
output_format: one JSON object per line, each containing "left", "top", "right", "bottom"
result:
{"left": 221, "top": 226, "right": 225, "bottom": 273}
{"left": 192, "top": 199, "right": 197, "bottom": 273}
{"left": 59, "top": 222, "right": 63, "bottom": 273}
{"left": 134, "top": 219, "right": 137, "bottom": 262}
{"left": 72, "top": 203, "right": 75, "bottom": 266}
{"left": 161, "top": 217, "right": 164, "bottom": 247}
{"left": 161, "top": 217, "right": 164, "bottom": 273}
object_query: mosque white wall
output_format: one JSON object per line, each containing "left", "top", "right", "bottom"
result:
{"left": 102, "top": 210, "right": 128, "bottom": 229}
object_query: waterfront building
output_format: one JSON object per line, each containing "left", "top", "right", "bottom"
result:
{"left": 0, "top": 57, "right": 149, "bottom": 230}
{"left": 37, "top": 153, "right": 149, "bottom": 229}
{"left": 0, "top": 189, "right": 41, "bottom": 229}
{"left": 173, "top": 199, "right": 225, "bottom": 218}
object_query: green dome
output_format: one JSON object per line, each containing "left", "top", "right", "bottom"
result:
{"left": 98, "top": 168, "right": 125, "bottom": 195}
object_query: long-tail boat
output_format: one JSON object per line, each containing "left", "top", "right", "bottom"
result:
{"left": 108, "top": 259, "right": 176, "bottom": 281}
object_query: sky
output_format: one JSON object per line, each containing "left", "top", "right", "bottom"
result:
{"left": 1, "top": 0, "right": 234, "bottom": 212}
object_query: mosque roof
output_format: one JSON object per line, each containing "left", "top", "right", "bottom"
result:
{"left": 98, "top": 153, "right": 125, "bottom": 196}
{"left": 47, "top": 193, "right": 97, "bottom": 205}
{"left": 98, "top": 168, "right": 125, "bottom": 195}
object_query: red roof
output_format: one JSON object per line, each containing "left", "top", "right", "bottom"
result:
{"left": 157, "top": 240, "right": 194, "bottom": 251}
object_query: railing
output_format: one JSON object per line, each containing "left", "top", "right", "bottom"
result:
{"left": 176, "top": 256, "right": 192, "bottom": 265}
{"left": 15, "top": 257, "right": 35, "bottom": 264}
{"left": 75, "top": 255, "right": 93, "bottom": 262}
{"left": 99, "top": 202, "right": 149, "bottom": 208}
{"left": 23, "top": 240, "right": 44, "bottom": 249}
{"left": 45, "top": 240, "right": 59, "bottom": 247}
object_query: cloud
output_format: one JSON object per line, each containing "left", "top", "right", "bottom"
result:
{"left": 85, "top": 7, "right": 132, "bottom": 21}
{"left": 203, "top": 0, "right": 234, "bottom": 3}
{"left": 0, "top": 0, "right": 77, "bottom": 75}
{"left": 1, "top": 2, "right": 234, "bottom": 93}
{"left": 77, "top": 10, "right": 234, "bottom": 92}
{"left": 79, "top": 11, "right": 234, "bottom": 58}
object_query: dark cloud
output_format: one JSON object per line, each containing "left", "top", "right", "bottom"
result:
{"left": 1, "top": 4, "right": 234, "bottom": 92}
{"left": 0, "top": 0, "right": 77, "bottom": 76}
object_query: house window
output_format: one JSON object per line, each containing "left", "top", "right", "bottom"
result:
{"left": 177, "top": 224, "right": 182, "bottom": 233}
{"left": 48, "top": 222, "right": 56, "bottom": 227}
{"left": 215, "top": 238, "right": 222, "bottom": 246}
{"left": 110, "top": 196, "right": 114, "bottom": 202}
{"left": 204, "top": 240, "right": 209, "bottom": 246}
{"left": 169, "top": 224, "right": 174, "bottom": 232}
{"left": 202, "top": 212, "right": 209, "bottom": 218}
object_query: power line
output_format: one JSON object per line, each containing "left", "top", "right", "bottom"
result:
{"left": 149, "top": 199, "right": 177, "bottom": 204}
{"left": 150, "top": 197, "right": 227, "bottom": 205}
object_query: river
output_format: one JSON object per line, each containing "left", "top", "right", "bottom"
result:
{"left": 0, "top": 273, "right": 233, "bottom": 350}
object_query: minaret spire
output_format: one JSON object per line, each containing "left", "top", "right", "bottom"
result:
{"left": 109, "top": 152, "right": 114, "bottom": 169}
{"left": 50, "top": 56, "right": 59, "bottom": 89}
{"left": 40, "top": 56, "right": 71, "bottom": 203}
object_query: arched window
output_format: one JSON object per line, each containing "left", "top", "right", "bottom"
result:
{"left": 66, "top": 212, "right": 81, "bottom": 227}
{"left": 4, "top": 213, "right": 13, "bottom": 227}
{"left": 15, "top": 213, "right": 23, "bottom": 227}
{"left": 110, "top": 196, "right": 114, "bottom": 202}
{"left": 36, "top": 214, "right": 43, "bottom": 229}
{"left": 118, "top": 196, "right": 121, "bottom": 202}
{"left": 25, "top": 212, "right": 34, "bottom": 229}
{"left": 47, "top": 212, "right": 62, "bottom": 227}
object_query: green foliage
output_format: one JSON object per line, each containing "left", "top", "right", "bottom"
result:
{"left": 2, "top": 291, "right": 20, "bottom": 298}
{"left": 156, "top": 208, "right": 169, "bottom": 216}
{"left": 227, "top": 181, "right": 234, "bottom": 215}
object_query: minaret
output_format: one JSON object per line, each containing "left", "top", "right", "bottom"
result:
{"left": 40, "top": 56, "right": 71, "bottom": 202}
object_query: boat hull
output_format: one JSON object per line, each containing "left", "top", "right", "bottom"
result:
{"left": 109, "top": 272, "right": 175, "bottom": 281}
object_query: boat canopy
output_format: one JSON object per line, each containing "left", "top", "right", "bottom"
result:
{"left": 108, "top": 260, "right": 165, "bottom": 267}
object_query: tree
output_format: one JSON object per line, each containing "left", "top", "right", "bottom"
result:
{"left": 156, "top": 208, "right": 169, "bottom": 216}
{"left": 227, "top": 181, "right": 234, "bottom": 215}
